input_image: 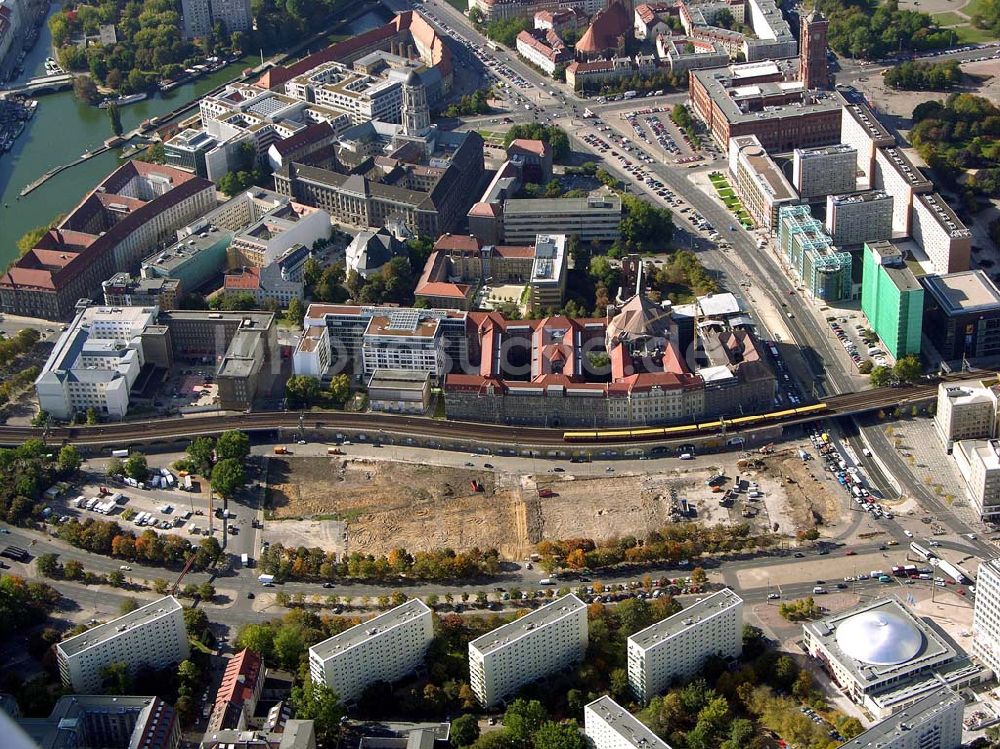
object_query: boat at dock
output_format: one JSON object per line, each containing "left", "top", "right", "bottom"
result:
{"left": 99, "top": 93, "right": 148, "bottom": 109}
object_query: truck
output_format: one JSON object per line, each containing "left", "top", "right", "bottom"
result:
{"left": 258, "top": 574, "right": 275, "bottom": 586}
{"left": 165, "top": 474, "right": 175, "bottom": 487}
{"left": 274, "top": 446, "right": 288, "bottom": 455}
{"left": 623, "top": 90, "right": 638, "bottom": 99}
{"left": 935, "top": 558, "right": 972, "bottom": 585}
{"left": 241, "top": 553, "right": 249, "bottom": 567}
{"left": 183, "top": 475, "right": 193, "bottom": 491}
{"left": 110, "top": 449, "right": 129, "bottom": 458}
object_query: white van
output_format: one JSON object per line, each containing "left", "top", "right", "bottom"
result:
{"left": 679, "top": 453, "right": 694, "bottom": 460}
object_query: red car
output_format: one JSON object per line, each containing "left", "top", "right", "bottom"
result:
{"left": 845, "top": 551, "right": 856, "bottom": 556}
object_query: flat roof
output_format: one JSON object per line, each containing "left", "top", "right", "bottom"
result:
{"left": 795, "top": 143, "right": 856, "bottom": 158}
{"left": 504, "top": 194, "right": 621, "bottom": 215}
{"left": 629, "top": 588, "right": 742, "bottom": 650}
{"left": 915, "top": 193, "right": 971, "bottom": 238}
{"left": 830, "top": 190, "right": 891, "bottom": 205}
{"left": 923, "top": 270, "right": 1000, "bottom": 315}
{"left": 469, "top": 594, "right": 585, "bottom": 656}
{"left": 840, "top": 686, "right": 961, "bottom": 748}
{"left": 57, "top": 596, "right": 182, "bottom": 657}
{"left": 842, "top": 101, "right": 894, "bottom": 144}
{"left": 368, "top": 369, "right": 432, "bottom": 389}
{"left": 876, "top": 147, "right": 932, "bottom": 191}
{"left": 586, "top": 696, "right": 673, "bottom": 749}
{"left": 310, "top": 599, "right": 430, "bottom": 661}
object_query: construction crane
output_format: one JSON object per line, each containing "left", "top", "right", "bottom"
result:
{"left": 170, "top": 553, "right": 199, "bottom": 595}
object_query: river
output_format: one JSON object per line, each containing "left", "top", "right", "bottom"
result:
{"left": 0, "top": 4, "right": 390, "bottom": 269}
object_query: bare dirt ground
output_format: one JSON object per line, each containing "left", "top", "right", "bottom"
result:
{"left": 263, "top": 456, "right": 798, "bottom": 559}
{"left": 751, "top": 451, "right": 845, "bottom": 535}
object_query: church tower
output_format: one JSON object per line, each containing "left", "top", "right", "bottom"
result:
{"left": 401, "top": 71, "right": 431, "bottom": 137}
{"left": 800, "top": 5, "right": 829, "bottom": 90}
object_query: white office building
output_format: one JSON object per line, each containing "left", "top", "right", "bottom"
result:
{"left": 911, "top": 193, "right": 972, "bottom": 275}
{"left": 308, "top": 599, "right": 433, "bottom": 703}
{"left": 627, "top": 588, "right": 743, "bottom": 703}
{"left": 35, "top": 305, "right": 158, "bottom": 421}
{"left": 792, "top": 144, "right": 857, "bottom": 199}
{"left": 55, "top": 596, "right": 189, "bottom": 693}
{"left": 839, "top": 686, "right": 963, "bottom": 749}
{"left": 974, "top": 557, "right": 1000, "bottom": 677}
{"left": 934, "top": 380, "right": 999, "bottom": 451}
{"left": 952, "top": 439, "right": 1000, "bottom": 521}
{"left": 584, "top": 696, "right": 674, "bottom": 749}
{"left": 469, "top": 594, "right": 588, "bottom": 708}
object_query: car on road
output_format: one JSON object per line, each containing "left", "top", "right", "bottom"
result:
{"left": 247, "top": 592, "right": 255, "bottom": 599}
{"left": 904, "top": 530, "right": 914, "bottom": 538}
{"left": 767, "top": 592, "right": 780, "bottom": 599}
{"left": 322, "top": 582, "right": 335, "bottom": 588}
{"left": 119, "top": 565, "right": 131, "bottom": 571}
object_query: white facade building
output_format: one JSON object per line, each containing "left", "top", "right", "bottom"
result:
{"left": 934, "top": 380, "right": 999, "bottom": 451}
{"left": 974, "top": 558, "right": 1000, "bottom": 678}
{"left": 308, "top": 599, "right": 433, "bottom": 703}
{"left": 910, "top": 193, "right": 972, "bottom": 275}
{"left": 35, "top": 305, "right": 158, "bottom": 421}
{"left": 825, "top": 191, "right": 893, "bottom": 247}
{"left": 469, "top": 594, "right": 588, "bottom": 708}
{"left": 792, "top": 144, "right": 857, "bottom": 199}
{"left": 873, "top": 147, "right": 932, "bottom": 237}
{"left": 839, "top": 686, "right": 963, "bottom": 749}
{"left": 181, "top": 0, "right": 251, "bottom": 39}
{"left": 728, "top": 135, "right": 798, "bottom": 232}
{"left": 55, "top": 596, "right": 189, "bottom": 693}
{"left": 584, "top": 696, "right": 674, "bottom": 749}
{"left": 285, "top": 62, "right": 404, "bottom": 126}
{"left": 627, "top": 588, "right": 743, "bottom": 703}
{"left": 839, "top": 102, "right": 894, "bottom": 189}
{"left": 952, "top": 439, "right": 1000, "bottom": 521}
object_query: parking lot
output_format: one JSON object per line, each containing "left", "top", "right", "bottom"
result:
{"left": 622, "top": 108, "right": 701, "bottom": 164}
{"left": 826, "top": 314, "right": 890, "bottom": 372}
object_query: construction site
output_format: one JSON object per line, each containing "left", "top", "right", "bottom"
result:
{"left": 261, "top": 445, "right": 851, "bottom": 559}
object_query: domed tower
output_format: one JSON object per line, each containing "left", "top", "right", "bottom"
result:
{"left": 401, "top": 70, "right": 431, "bottom": 137}
{"left": 800, "top": 4, "right": 829, "bottom": 90}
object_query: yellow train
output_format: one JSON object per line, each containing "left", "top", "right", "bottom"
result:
{"left": 563, "top": 402, "right": 828, "bottom": 442}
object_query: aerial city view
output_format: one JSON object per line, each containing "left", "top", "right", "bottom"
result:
{"left": 2, "top": 0, "right": 1000, "bottom": 744}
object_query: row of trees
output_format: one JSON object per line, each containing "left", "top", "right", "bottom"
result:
{"left": 868, "top": 354, "right": 923, "bottom": 388}
{"left": 0, "top": 574, "right": 61, "bottom": 640}
{"left": 533, "top": 523, "right": 777, "bottom": 572}
{"left": 821, "top": 0, "right": 956, "bottom": 60}
{"left": 482, "top": 17, "right": 531, "bottom": 47}
{"left": 284, "top": 373, "right": 351, "bottom": 408}
{"left": 256, "top": 542, "right": 502, "bottom": 582}
{"left": 0, "top": 329, "right": 40, "bottom": 369}
{"left": 56, "top": 517, "right": 223, "bottom": 570}
{"left": 883, "top": 60, "right": 962, "bottom": 90}
{"left": 444, "top": 88, "right": 493, "bottom": 118}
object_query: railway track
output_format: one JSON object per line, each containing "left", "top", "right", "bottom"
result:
{"left": 0, "top": 380, "right": 945, "bottom": 449}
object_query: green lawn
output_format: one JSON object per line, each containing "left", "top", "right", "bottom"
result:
{"left": 963, "top": 0, "right": 990, "bottom": 19}
{"left": 954, "top": 24, "right": 998, "bottom": 42}
{"left": 932, "top": 10, "right": 967, "bottom": 25}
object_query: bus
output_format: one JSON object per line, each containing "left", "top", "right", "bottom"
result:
{"left": 909, "top": 541, "right": 936, "bottom": 561}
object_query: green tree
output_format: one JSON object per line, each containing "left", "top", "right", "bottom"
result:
{"left": 108, "top": 570, "right": 126, "bottom": 588}
{"left": 451, "top": 714, "right": 480, "bottom": 747}
{"left": 187, "top": 436, "right": 216, "bottom": 474}
{"left": 17, "top": 225, "right": 50, "bottom": 256}
{"left": 36, "top": 553, "right": 60, "bottom": 578}
{"left": 893, "top": 354, "right": 923, "bottom": 383}
{"left": 57, "top": 445, "right": 82, "bottom": 474}
{"left": 86, "top": 407, "right": 98, "bottom": 425}
{"left": 869, "top": 365, "right": 894, "bottom": 388}
{"left": 123, "top": 454, "right": 147, "bottom": 481}
{"left": 329, "top": 373, "right": 351, "bottom": 406}
{"left": 215, "top": 431, "right": 249, "bottom": 462}
{"left": 285, "top": 297, "right": 305, "bottom": 327}
{"left": 198, "top": 582, "right": 216, "bottom": 601}
{"left": 152, "top": 578, "right": 169, "bottom": 594}
{"left": 107, "top": 103, "right": 123, "bottom": 137}
{"left": 118, "top": 596, "right": 139, "bottom": 613}
{"left": 504, "top": 699, "right": 549, "bottom": 748}
{"left": 100, "top": 661, "right": 131, "bottom": 694}
{"left": 531, "top": 722, "right": 586, "bottom": 749}
{"left": 235, "top": 623, "right": 276, "bottom": 659}
{"left": 106, "top": 456, "right": 125, "bottom": 477}
{"left": 145, "top": 142, "right": 166, "bottom": 164}
{"left": 210, "top": 458, "right": 245, "bottom": 499}
{"left": 290, "top": 675, "right": 344, "bottom": 744}
{"left": 73, "top": 75, "right": 99, "bottom": 104}
{"left": 286, "top": 375, "right": 321, "bottom": 408}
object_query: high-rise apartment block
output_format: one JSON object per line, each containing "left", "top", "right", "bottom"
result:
{"left": 910, "top": 193, "right": 972, "bottom": 275}
{"left": 627, "top": 588, "right": 743, "bottom": 703}
{"left": 825, "top": 191, "right": 893, "bottom": 247}
{"left": 469, "top": 594, "right": 588, "bottom": 708}
{"left": 860, "top": 241, "right": 923, "bottom": 359}
{"left": 308, "top": 599, "right": 433, "bottom": 704}
{"left": 874, "top": 147, "right": 932, "bottom": 236}
{"left": 952, "top": 439, "right": 1000, "bottom": 521}
{"left": 792, "top": 144, "right": 856, "bottom": 199}
{"left": 839, "top": 101, "right": 894, "bottom": 188}
{"left": 974, "top": 558, "right": 1000, "bottom": 678}
{"left": 181, "top": 0, "right": 251, "bottom": 39}
{"left": 839, "top": 687, "right": 962, "bottom": 749}
{"left": 584, "top": 696, "right": 675, "bottom": 749}
{"left": 56, "top": 596, "right": 190, "bottom": 693}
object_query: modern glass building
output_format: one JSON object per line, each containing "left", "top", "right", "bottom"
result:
{"left": 861, "top": 241, "right": 924, "bottom": 358}
{"left": 777, "top": 204, "right": 852, "bottom": 302}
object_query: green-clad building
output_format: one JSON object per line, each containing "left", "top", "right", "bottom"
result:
{"left": 861, "top": 241, "right": 924, "bottom": 358}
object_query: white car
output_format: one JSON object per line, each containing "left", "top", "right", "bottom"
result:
{"left": 904, "top": 530, "right": 914, "bottom": 538}
{"left": 119, "top": 565, "right": 132, "bottom": 571}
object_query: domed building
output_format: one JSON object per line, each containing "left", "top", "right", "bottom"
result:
{"left": 802, "top": 598, "right": 985, "bottom": 718}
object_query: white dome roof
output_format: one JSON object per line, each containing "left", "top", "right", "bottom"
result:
{"left": 835, "top": 609, "right": 924, "bottom": 666}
